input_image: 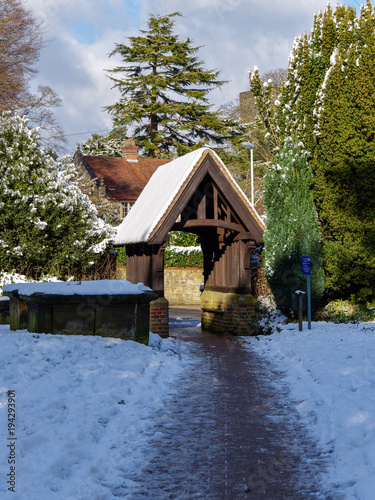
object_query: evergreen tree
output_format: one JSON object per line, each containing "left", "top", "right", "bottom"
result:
{"left": 263, "top": 140, "right": 325, "bottom": 314}
{"left": 250, "top": 1, "right": 375, "bottom": 302}
{"left": 105, "top": 12, "right": 233, "bottom": 157}
{"left": 0, "top": 113, "right": 114, "bottom": 278}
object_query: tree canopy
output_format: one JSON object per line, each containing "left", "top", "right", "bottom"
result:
{"left": 105, "top": 12, "right": 235, "bottom": 157}
{"left": 0, "top": 113, "right": 114, "bottom": 278}
{"left": 250, "top": 1, "right": 375, "bottom": 302}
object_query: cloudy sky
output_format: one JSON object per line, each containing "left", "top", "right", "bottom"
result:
{"left": 25, "top": 0, "right": 358, "bottom": 154}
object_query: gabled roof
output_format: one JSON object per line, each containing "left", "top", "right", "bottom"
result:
{"left": 78, "top": 154, "right": 171, "bottom": 200}
{"left": 115, "top": 148, "right": 265, "bottom": 245}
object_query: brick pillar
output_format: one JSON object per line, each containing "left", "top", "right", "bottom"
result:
{"left": 150, "top": 296, "right": 169, "bottom": 338}
{"left": 201, "top": 290, "right": 256, "bottom": 335}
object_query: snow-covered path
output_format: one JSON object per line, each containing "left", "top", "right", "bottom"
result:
{"left": 1, "top": 310, "right": 374, "bottom": 499}
{"left": 136, "top": 313, "right": 333, "bottom": 499}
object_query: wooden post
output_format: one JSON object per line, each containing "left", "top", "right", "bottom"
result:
{"left": 295, "top": 291, "right": 305, "bottom": 332}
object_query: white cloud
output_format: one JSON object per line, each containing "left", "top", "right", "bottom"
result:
{"left": 23, "top": 0, "right": 341, "bottom": 154}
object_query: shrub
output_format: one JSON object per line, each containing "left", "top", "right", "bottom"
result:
{"left": 263, "top": 140, "right": 325, "bottom": 315}
{"left": 0, "top": 113, "right": 114, "bottom": 278}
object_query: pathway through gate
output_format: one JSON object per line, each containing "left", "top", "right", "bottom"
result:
{"left": 121, "top": 308, "right": 340, "bottom": 499}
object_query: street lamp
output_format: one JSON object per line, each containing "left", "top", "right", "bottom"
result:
{"left": 241, "top": 142, "right": 255, "bottom": 206}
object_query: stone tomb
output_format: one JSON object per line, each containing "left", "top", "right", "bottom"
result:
{"left": 0, "top": 296, "right": 10, "bottom": 324}
{"left": 3, "top": 280, "right": 157, "bottom": 345}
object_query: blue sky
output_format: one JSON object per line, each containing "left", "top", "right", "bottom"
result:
{"left": 25, "top": 0, "right": 362, "bottom": 154}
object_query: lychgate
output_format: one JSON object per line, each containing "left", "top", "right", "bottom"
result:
{"left": 114, "top": 148, "right": 264, "bottom": 336}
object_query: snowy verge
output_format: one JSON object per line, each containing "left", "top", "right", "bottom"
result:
{"left": 243, "top": 321, "right": 375, "bottom": 500}
{"left": 0, "top": 271, "right": 61, "bottom": 296}
{"left": 0, "top": 327, "right": 195, "bottom": 499}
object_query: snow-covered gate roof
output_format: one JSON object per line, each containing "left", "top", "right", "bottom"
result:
{"left": 114, "top": 148, "right": 264, "bottom": 246}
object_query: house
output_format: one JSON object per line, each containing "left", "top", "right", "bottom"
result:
{"left": 73, "top": 139, "right": 171, "bottom": 224}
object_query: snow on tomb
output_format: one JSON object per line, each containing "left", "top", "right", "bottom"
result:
{"left": 114, "top": 147, "right": 265, "bottom": 336}
{"left": 3, "top": 280, "right": 158, "bottom": 345}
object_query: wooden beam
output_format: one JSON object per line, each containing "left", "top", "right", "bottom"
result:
{"left": 183, "top": 219, "right": 243, "bottom": 233}
{"left": 213, "top": 185, "right": 218, "bottom": 220}
{"left": 234, "top": 232, "right": 255, "bottom": 241}
{"left": 197, "top": 193, "right": 206, "bottom": 219}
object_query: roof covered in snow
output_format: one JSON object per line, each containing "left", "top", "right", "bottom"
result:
{"left": 115, "top": 148, "right": 265, "bottom": 245}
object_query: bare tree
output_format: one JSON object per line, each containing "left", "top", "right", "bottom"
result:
{"left": 0, "top": 0, "right": 44, "bottom": 110}
{"left": 0, "top": 0, "right": 66, "bottom": 151}
{"left": 20, "top": 85, "right": 66, "bottom": 153}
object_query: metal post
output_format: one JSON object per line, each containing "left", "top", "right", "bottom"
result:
{"left": 250, "top": 146, "right": 254, "bottom": 207}
{"left": 241, "top": 142, "right": 255, "bottom": 206}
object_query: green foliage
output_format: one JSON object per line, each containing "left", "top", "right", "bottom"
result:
{"left": 0, "top": 113, "right": 114, "bottom": 278}
{"left": 117, "top": 246, "right": 127, "bottom": 266}
{"left": 164, "top": 248, "right": 203, "bottom": 269}
{"left": 263, "top": 140, "right": 325, "bottom": 314}
{"left": 116, "top": 231, "right": 203, "bottom": 269}
{"left": 250, "top": 1, "right": 375, "bottom": 302}
{"left": 317, "top": 299, "right": 375, "bottom": 324}
{"left": 165, "top": 231, "right": 202, "bottom": 268}
{"left": 105, "top": 12, "right": 238, "bottom": 157}
{"left": 313, "top": 2, "right": 375, "bottom": 301}
{"left": 168, "top": 231, "right": 199, "bottom": 247}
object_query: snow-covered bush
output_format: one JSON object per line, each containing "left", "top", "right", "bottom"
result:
{"left": 0, "top": 113, "right": 115, "bottom": 278}
{"left": 250, "top": 294, "right": 287, "bottom": 336}
{"left": 263, "top": 140, "right": 325, "bottom": 314}
{"left": 165, "top": 231, "right": 203, "bottom": 268}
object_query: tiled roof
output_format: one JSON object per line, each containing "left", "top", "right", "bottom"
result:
{"left": 81, "top": 156, "right": 171, "bottom": 200}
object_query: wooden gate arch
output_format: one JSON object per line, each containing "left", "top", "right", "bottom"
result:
{"left": 114, "top": 148, "right": 264, "bottom": 336}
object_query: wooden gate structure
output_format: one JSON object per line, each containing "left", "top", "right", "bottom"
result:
{"left": 114, "top": 148, "right": 264, "bottom": 336}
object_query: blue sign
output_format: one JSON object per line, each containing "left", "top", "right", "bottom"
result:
{"left": 302, "top": 256, "right": 311, "bottom": 275}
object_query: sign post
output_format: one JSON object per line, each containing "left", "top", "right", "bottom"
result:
{"left": 302, "top": 256, "right": 312, "bottom": 330}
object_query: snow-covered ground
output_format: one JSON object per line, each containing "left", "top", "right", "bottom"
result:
{"left": 0, "top": 327, "right": 195, "bottom": 499}
{"left": 1, "top": 313, "right": 375, "bottom": 499}
{"left": 244, "top": 320, "right": 375, "bottom": 500}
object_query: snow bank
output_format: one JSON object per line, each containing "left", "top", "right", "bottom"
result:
{"left": 244, "top": 321, "right": 375, "bottom": 499}
{"left": 0, "top": 272, "right": 61, "bottom": 296}
{"left": 0, "top": 327, "right": 194, "bottom": 498}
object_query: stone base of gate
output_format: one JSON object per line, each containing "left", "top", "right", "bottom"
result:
{"left": 150, "top": 296, "right": 169, "bottom": 338}
{"left": 201, "top": 290, "right": 256, "bottom": 335}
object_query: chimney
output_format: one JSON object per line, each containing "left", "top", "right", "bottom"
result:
{"left": 122, "top": 139, "right": 138, "bottom": 161}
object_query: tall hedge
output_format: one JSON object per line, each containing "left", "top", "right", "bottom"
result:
{"left": 251, "top": 1, "right": 375, "bottom": 301}
{"left": 263, "top": 141, "right": 325, "bottom": 314}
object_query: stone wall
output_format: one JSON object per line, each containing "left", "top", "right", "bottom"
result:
{"left": 116, "top": 266, "right": 203, "bottom": 306}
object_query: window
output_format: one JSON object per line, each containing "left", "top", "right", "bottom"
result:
{"left": 121, "top": 201, "right": 135, "bottom": 219}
